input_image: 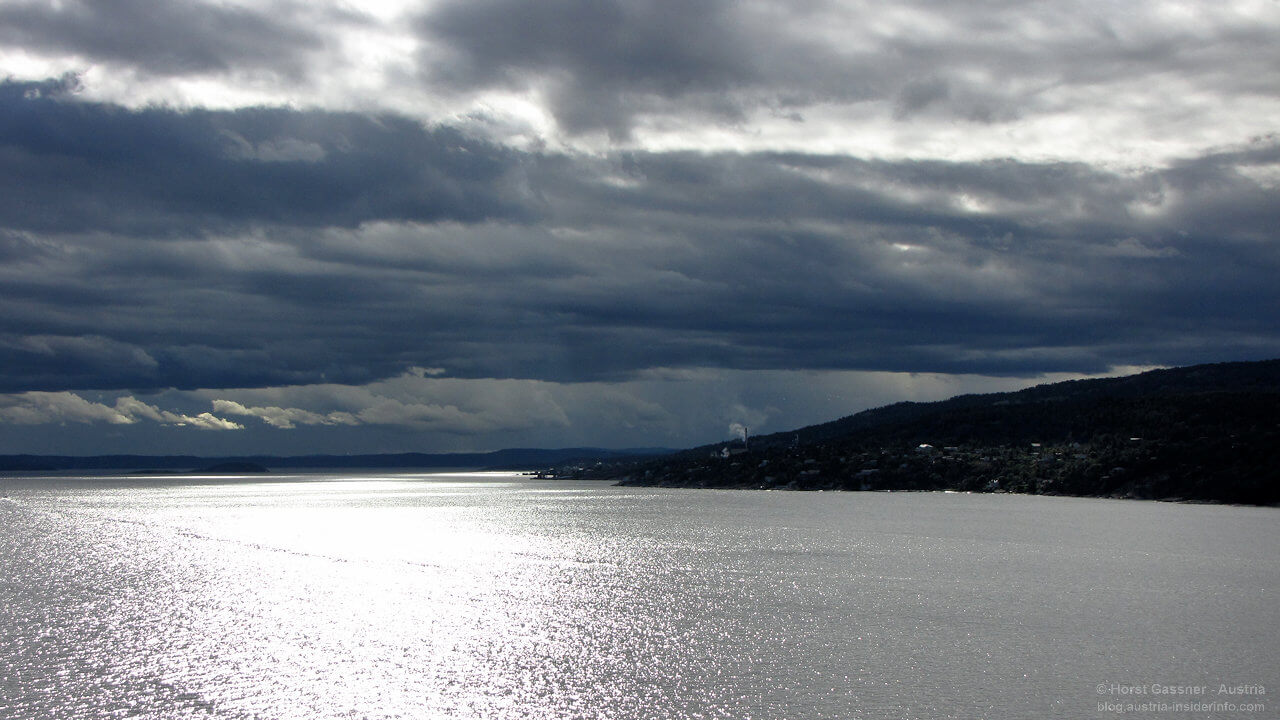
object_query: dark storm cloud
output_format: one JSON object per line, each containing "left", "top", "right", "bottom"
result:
{"left": 2, "top": 80, "right": 1279, "bottom": 394}
{"left": 0, "top": 0, "right": 334, "bottom": 78}
{"left": 419, "top": 0, "right": 778, "bottom": 135}
{"left": 0, "top": 78, "right": 532, "bottom": 235}
{"left": 418, "top": 0, "right": 1280, "bottom": 135}
{"left": 1157, "top": 142, "right": 1280, "bottom": 241}
{"left": 458, "top": 143, "right": 1280, "bottom": 378}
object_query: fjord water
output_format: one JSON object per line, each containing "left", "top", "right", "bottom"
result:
{"left": 1, "top": 473, "right": 1275, "bottom": 719}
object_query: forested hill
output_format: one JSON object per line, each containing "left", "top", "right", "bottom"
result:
{"left": 749, "top": 358, "right": 1280, "bottom": 449}
{"left": 590, "top": 359, "right": 1280, "bottom": 505}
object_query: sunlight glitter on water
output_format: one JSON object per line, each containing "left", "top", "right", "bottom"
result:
{"left": 2, "top": 473, "right": 1277, "bottom": 719}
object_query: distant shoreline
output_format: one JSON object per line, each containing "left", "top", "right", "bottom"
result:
{"left": 0, "top": 447, "right": 674, "bottom": 474}
{"left": 609, "top": 479, "right": 1280, "bottom": 508}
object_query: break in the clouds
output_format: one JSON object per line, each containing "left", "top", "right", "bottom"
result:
{"left": 0, "top": 0, "right": 1278, "bottom": 454}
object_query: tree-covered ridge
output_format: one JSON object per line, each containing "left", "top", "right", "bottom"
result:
{"left": 570, "top": 359, "right": 1280, "bottom": 505}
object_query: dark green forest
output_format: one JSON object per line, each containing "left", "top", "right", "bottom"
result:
{"left": 560, "top": 359, "right": 1280, "bottom": 505}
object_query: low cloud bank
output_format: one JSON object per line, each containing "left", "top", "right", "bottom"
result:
{"left": 0, "top": 392, "right": 242, "bottom": 430}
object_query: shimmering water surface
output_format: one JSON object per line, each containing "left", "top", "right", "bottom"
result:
{"left": 1, "top": 472, "right": 1276, "bottom": 719}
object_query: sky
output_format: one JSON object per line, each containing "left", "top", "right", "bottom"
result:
{"left": 1, "top": 0, "right": 1278, "bottom": 456}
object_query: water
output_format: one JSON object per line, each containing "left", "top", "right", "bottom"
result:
{"left": 1, "top": 472, "right": 1275, "bottom": 719}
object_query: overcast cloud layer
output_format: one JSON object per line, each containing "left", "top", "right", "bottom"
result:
{"left": 1, "top": 0, "right": 1278, "bottom": 454}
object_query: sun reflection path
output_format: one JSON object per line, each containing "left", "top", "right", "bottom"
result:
{"left": 11, "top": 473, "right": 786, "bottom": 719}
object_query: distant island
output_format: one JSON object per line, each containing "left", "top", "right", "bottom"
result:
{"left": 547, "top": 359, "right": 1280, "bottom": 506}
{"left": 196, "top": 462, "right": 270, "bottom": 474}
{"left": 124, "top": 461, "right": 270, "bottom": 476}
{"left": 0, "top": 448, "right": 672, "bottom": 475}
